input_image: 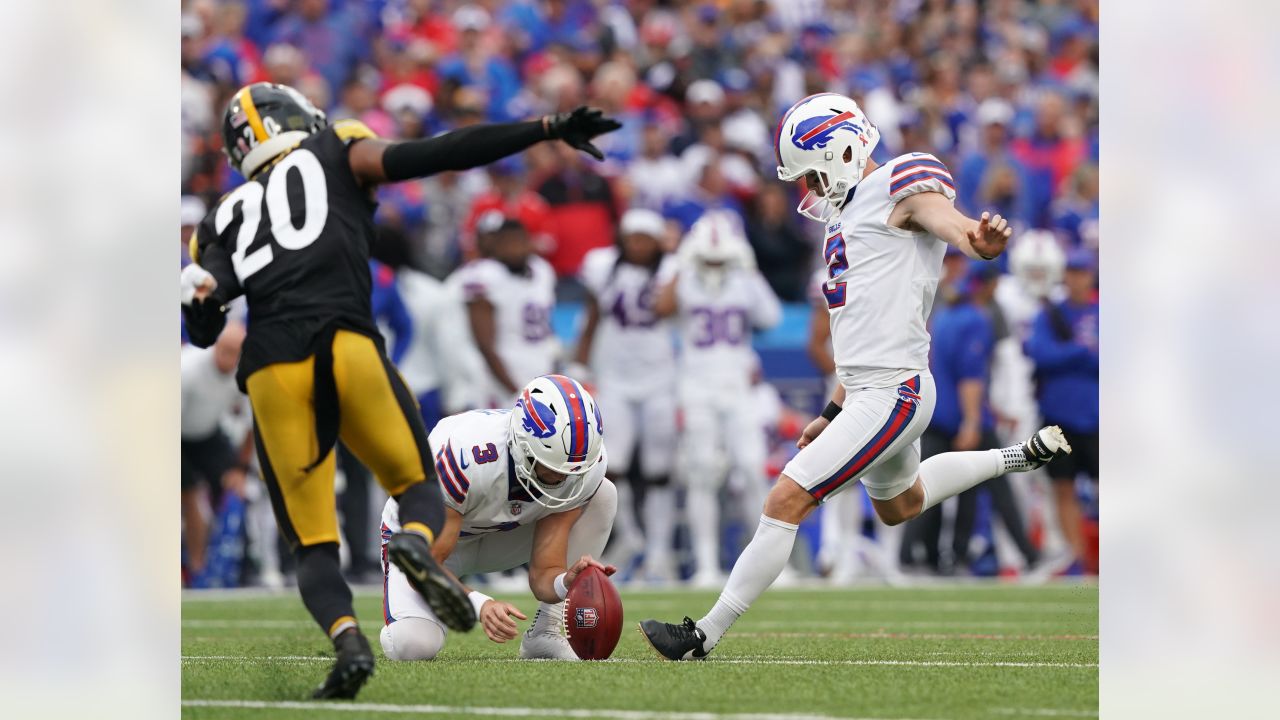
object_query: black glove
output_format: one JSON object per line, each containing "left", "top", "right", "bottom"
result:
{"left": 544, "top": 106, "right": 622, "bottom": 161}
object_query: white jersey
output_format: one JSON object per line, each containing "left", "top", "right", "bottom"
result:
{"left": 820, "top": 152, "right": 956, "bottom": 389}
{"left": 579, "top": 247, "right": 678, "bottom": 394}
{"left": 674, "top": 267, "right": 781, "bottom": 393}
{"left": 453, "top": 256, "right": 558, "bottom": 403}
{"left": 393, "top": 269, "right": 467, "bottom": 396}
{"left": 381, "top": 409, "right": 607, "bottom": 538}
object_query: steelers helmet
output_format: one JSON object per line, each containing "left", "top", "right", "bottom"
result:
{"left": 222, "top": 82, "right": 327, "bottom": 178}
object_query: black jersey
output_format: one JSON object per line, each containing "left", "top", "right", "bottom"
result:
{"left": 188, "top": 120, "right": 383, "bottom": 388}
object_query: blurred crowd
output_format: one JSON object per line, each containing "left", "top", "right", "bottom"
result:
{"left": 179, "top": 0, "right": 1099, "bottom": 589}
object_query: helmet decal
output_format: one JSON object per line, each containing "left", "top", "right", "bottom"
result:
{"left": 594, "top": 402, "right": 604, "bottom": 435}
{"left": 518, "top": 389, "right": 557, "bottom": 439}
{"left": 544, "top": 374, "right": 589, "bottom": 463}
{"left": 790, "top": 111, "right": 865, "bottom": 151}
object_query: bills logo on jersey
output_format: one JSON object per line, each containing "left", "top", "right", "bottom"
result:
{"left": 575, "top": 607, "right": 599, "bottom": 629}
{"left": 791, "top": 111, "right": 864, "bottom": 150}
{"left": 518, "top": 390, "right": 557, "bottom": 439}
{"left": 898, "top": 385, "right": 922, "bottom": 404}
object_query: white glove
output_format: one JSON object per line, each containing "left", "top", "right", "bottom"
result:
{"left": 181, "top": 263, "right": 217, "bottom": 306}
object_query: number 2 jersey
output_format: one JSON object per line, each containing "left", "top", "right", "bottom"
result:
{"left": 187, "top": 120, "right": 384, "bottom": 388}
{"left": 380, "top": 409, "right": 608, "bottom": 537}
{"left": 819, "top": 152, "right": 957, "bottom": 389}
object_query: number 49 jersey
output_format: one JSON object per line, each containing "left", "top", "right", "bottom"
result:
{"left": 820, "top": 152, "right": 957, "bottom": 389}
{"left": 579, "top": 247, "right": 678, "bottom": 393}
{"left": 190, "top": 120, "right": 383, "bottom": 387}
{"left": 381, "top": 409, "right": 607, "bottom": 537}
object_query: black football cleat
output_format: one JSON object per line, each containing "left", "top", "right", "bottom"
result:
{"left": 638, "top": 617, "right": 710, "bottom": 661}
{"left": 1023, "top": 425, "right": 1072, "bottom": 469}
{"left": 312, "top": 628, "right": 374, "bottom": 700}
{"left": 386, "top": 531, "right": 476, "bottom": 632}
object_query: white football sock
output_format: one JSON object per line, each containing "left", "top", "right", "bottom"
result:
{"left": 528, "top": 601, "right": 563, "bottom": 636}
{"left": 697, "top": 515, "right": 798, "bottom": 649}
{"left": 918, "top": 450, "right": 1002, "bottom": 512}
{"left": 687, "top": 485, "right": 720, "bottom": 576}
{"left": 643, "top": 486, "right": 676, "bottom": 572}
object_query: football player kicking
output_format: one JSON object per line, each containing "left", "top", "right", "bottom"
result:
{"left": 640, "top": 93, "right": 1072, "bottom": 659}
{"left": 180, "top": 82, "right": 619, "bottom": 696}
{"left": 378, "top": 375, "right": 617, "bottom": 661}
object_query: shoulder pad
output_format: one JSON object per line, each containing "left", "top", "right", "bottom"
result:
{"left": 334, "top": 119, "right": 378, "bottom": 144}
{"left": 888, "top": 153, "right": 956, "bottom": 203}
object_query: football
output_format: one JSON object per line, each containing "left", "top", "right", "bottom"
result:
{"left": 563, "top": 565, "right": 623, "bottom": 660}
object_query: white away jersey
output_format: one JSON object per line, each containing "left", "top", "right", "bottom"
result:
{"left": 453, "top": 257, "right": 558, "bottom": 399}
{"left": 579, "top": 247, "right": 678, "bottom": 391}
{"left": 674, "top": 267, "right": 781, "bottom": 391}
{"left": 382, "top": 409, "right": 608, "bottom": 538}
{"left": 819, "top": 152, "right": 956, "bottom": 388}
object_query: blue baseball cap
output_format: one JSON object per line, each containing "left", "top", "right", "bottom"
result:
{"left": 1065, "top": 247, "right": 1096, "bottom": 270}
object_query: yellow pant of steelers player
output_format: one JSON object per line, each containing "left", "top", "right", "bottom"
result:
{"left": 247, "top": 329, "right": 445, "bottom": 641}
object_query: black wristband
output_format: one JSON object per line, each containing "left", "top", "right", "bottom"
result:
{"left": 821, "top": 401, "right": 842, "bottom": 421}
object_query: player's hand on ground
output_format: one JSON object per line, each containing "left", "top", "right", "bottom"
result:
{"left": 968, "top": 212, "right": 1011, "bottom": 260}
{"left": 565, "top": 555, "right": 617, "bottom": 587}
{"left": 545, "top": 106, "right": 622, "bottom": 160}
{"left": 181, "top": 263, "right": 217, "bottom": 305}
{"left": 479, "top": 599, "right": 527, "bottom": 643}
{"left": 952, "top": 424, "right": 981, "bottom": 451}
{"left": 797, "top": 416, "right": 830, "bottom": 449}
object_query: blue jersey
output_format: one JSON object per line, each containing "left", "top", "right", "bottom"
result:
{"left": 929, "top": 302, "right": 995, "bottom": 435}
{"left": 1025, "top": 300, "right": 1099, "bottom": 432}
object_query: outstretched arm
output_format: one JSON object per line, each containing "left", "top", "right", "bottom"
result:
{"left": 348, "top": 107, "right": 621, "bottom": 186}
{"left": 892, "top": 191, "right": 1013, "bottom": 260}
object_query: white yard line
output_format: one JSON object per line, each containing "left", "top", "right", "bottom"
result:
{"left": 180, "top": 699, "right": 935, "bottom": 720}
{"left": 732, "top": 632, "right": 1098, "bottom": 641}
{"left": 180, "top": 655, "right": 1095, "bottom": 669}
{"left": 991, "top": 709, "right": 1098, "bottom": 717}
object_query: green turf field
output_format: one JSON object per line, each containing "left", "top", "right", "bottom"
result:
{"left": 182, "top": 582, "right": 1097, "bottom": 720}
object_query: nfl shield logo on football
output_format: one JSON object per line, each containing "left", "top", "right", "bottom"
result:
{"left": 575, "top": 607, "right": 598, "bottom": 629}
{"left": 509, "top": 501, "right": 523, "bottom": 516}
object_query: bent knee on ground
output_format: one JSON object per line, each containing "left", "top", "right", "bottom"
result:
{"left": 762, "top": 475, "right": 819, "bottom": 524}
{"left": 380, "top": 617, "right": 446, "bottom": 661}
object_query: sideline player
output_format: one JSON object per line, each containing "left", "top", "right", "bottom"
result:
{"left": 641, "top": 93, "right": 1070, "bottom": 659}
{"left": 454, "top": 212, "right": 558, "bottom": 407}
{"left": 180, "top": 82, "right": 619, "bottom": 695}
{"left": 573, "top": 208, "right": 680, "bottom": 582}
{"left": 654, "top": 211, "right": 782, "bottom": 587}
{"left": 380, "top": 375, "right": 616, "bottom": 660}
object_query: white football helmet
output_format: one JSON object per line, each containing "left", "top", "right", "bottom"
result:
{"left": 775, "top": 93, "right": 880, "bottom": 223}
{"left": 1008, "top": 230, "right": 1066, "bottom": 299}
{"left": 509, "top": 375, "right": 605, "bottom": 509}
{"left": 677, "top": 210, "right": 755, "bottom": 293}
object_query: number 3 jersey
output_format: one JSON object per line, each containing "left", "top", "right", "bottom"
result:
{"left": 451, "top": 256, "right": 558, "bottom": 401}
{"left": 380, "top": 409, "right": 607, "bottom": 537}
{"left": 579, "top": 247, "right": 678, "bottom": 395}
{"left": 820, "top": 152, "right": 957, "bottom": 389}
{"left": 189, "top": 120, "right": 385, "bottom": 388}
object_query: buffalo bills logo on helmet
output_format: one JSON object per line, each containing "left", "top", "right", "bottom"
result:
{"left": 575, "top": 607, "right": 599, "bottom": 629}
{"left": 518, "top": 391, "right": 558, "bottom": 440}
{"left": 791, "top": 111, "right": 863, "bottom": 151}
{"left": 593, "top": 403, "right": 604, "bottom": 435}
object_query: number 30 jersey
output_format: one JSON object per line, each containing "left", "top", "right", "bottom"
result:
{"left": 381, "top": 409, "right": 607, "bottom": 537}
{"left": 190, "top": 120, "right": 384, "bottom": 387}
{"left": 579, "top": 247, "right": 678, "bottom": 394}
{"left": 819, "top": 152, "right": 957, "bottom": 389}
{"left": 674, "top": 268, "right": 781, "bottom": 394}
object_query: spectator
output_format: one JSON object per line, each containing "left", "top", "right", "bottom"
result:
{"left": 662, "top": 152, "right": 745, "bottom": 233}
{"left": 746, "top": 183, "right": 813, "bottom": 302}
{"left": 1051, "top": 163, "right": 1099, "bottom": 250}
{"left": 534, "top": 142, "right": 619, "bottom": 278}
{"left": 271, "top": 0, "right": 369, "bottom": 95}
{"left": 628, "top": 119, "right": 688, "bottom": 212}
{"left": 901, "top": 264, "right": 1040, "bottom": 574}
{"left": 956, "top": 99, "right": 1031, "bottom": 227}
{"left": 1025, "top": 248, "right": 1099, "bottom": 574}
{"left": 436, "top": 4, "right": 522, "bottom": 121}
{"left": 181, "top": 321, "right": 251, "bottom": 581}
{"left": 463, "top": 158, "right": 554, "bottom": 261}
{"left": 1011, "top": 91, "right": 1087, "bottom": 226}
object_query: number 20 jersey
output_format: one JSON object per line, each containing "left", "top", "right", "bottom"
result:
{"left": 190, "top": 121, "right": 383, "bottom": 387}
{"left": 820, "top": 152, "right": 957, "bottom": 389}
{"left": 381, "top": 409, "right": 607, "bottom": 537}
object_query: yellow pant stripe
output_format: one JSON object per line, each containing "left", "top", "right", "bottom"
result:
{"left": 237, "top": 86, "right": 269, "bottom": 144}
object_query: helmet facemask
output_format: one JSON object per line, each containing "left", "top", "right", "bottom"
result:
{"left": 509, "top": 436, "right": 592, "bottom": 510}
